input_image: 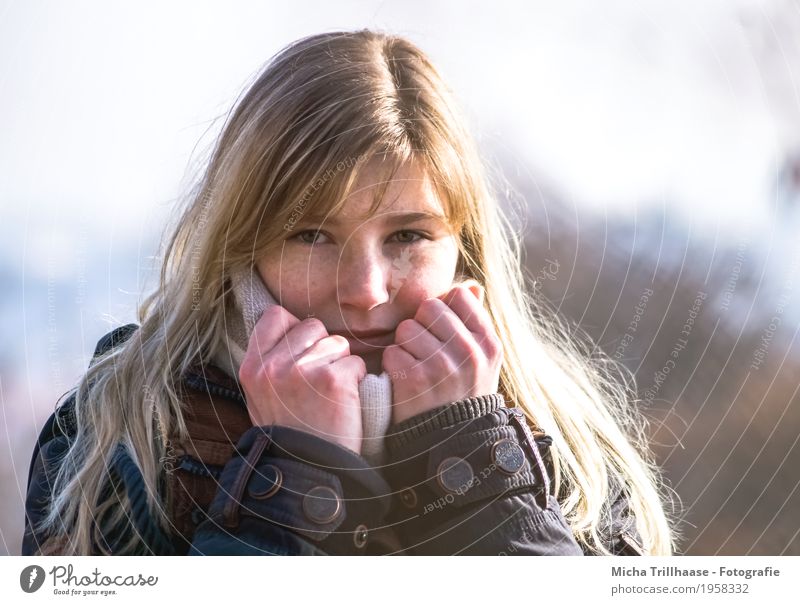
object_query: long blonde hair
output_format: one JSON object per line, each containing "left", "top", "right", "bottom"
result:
{"left": 36, "top": 28, "right": 675, "bottom": 555}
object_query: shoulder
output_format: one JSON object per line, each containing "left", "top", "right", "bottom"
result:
{"left": 27, "top": 324, "right": 140, "bottom": 479}
{"left": 91, "top": 323, "right": 140, "bottom": 361}
{"left": 23, "top": 324, "right": 196, "bottom": 555}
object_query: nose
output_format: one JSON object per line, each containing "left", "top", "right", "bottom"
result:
{"left": 335, "top": 241, "right": 392, "bottom": 311}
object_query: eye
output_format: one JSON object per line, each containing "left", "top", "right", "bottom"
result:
{"left": 392, "top": 230, "right": 428, "bottom": 244}
{"left": 293, "top": 229, "right": 330, "bottom": 245}
{"left": 291, "top": 229, "right": 429, "bottom": 246}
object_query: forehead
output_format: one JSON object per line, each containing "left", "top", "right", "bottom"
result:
{"left": 302, "top": 159, "right": 446, "bottom": 225}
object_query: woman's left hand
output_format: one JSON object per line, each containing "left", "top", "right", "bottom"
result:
{"left": 382, "top": 280, "right": 504, "bottom": 425}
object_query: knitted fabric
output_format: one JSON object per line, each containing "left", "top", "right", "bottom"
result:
{"left": 211, "top": 266, "right": 393, "bottom": 466}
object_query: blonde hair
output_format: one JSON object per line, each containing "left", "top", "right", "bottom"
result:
{"left": 35, "top": 29, "right": 675, "bottom": 555}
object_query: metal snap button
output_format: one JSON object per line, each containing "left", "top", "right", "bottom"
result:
{"left": 491, "top": 438, "right": 526, "bottom": 475}
{"left": 436, "top": 456, "right": 474, "bottom": 495}
{"left": 302, "top": 485, "right": 342, "bottom": 524}
{"left": 353, "top": 524, "right": 369, "bottom": 548}
{"left": 399, "top": 487, "right": 418, "bottom": 508}
{"left": 248, "top": 464, "right": 283, "bottom": 500}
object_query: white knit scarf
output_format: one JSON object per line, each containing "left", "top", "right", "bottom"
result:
{"left": 211, "top": 266, "right": 393, "bottom": 466}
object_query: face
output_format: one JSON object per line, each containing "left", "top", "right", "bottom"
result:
{"left": 256, "top": 159, "right": 461, "bottom": 374}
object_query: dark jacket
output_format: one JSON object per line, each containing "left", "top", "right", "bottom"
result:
{"left": 22, "top": 324, "right": 643, "bottom": 556}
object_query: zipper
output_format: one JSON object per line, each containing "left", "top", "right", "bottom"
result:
{"left": 183, "top": 371, "right": 247, "bottom": 407}
{"left": 175, "top": 454, "right": 224, "bottom": 480}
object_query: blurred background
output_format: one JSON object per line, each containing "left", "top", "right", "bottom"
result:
{"left": 2, "top": 0, "right": 799, "bottom": 555}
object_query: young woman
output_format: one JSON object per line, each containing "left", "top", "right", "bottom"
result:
{"left": 23, "top": 29, "right": 675, "bottom": 556}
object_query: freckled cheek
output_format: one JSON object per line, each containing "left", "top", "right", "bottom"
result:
{"left": 393, "top": 252, "right": 459, "bottom": 306}
{"left": 259, "top": 255, "right": 329, "bottom": 312}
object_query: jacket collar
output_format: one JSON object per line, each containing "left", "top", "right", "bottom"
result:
{"left": 183, "top": 362, "right": 246, "bottom": 407}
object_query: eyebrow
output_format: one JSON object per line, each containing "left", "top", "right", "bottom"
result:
{"left": 297, "top": 211, "right": 447, "bottom": 226}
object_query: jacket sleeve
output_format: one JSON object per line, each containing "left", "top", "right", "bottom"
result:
{"left": 596, "top": 480, "right": 645, "bottom": 555}
{"left": 22, "top": 433, "right": 179, "bottom": 556}
{"left": 22, "top": 434, "right": 72, "bottom": 555}
{"left": 188, "top": 425, "right": 393, "bottom": 555}
{"left": 22, "top": 324, "right": 147, "bottom": 556}
{"left": 381, "top": 394, "right": 584, "bottom": 555}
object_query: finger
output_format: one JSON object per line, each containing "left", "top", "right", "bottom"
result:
{"left": 414, "top": 297, "right": 476, "bottom": 351}
{"left": 469, "top": 282, "right": 484, "bottom": 305}
{"left": 330, "top": 354, "right": 368, "bottom": 382}
{"left": 271, "top": 317, "right": 330, "bottom": 361}
{"left": 248, "top": 305, "right": 301, "bottom": 356}
{"left": 455, "top": 278, "right": 484, "bottom": 305}
{"left": 394, "top": 318, "right": 443, "bottom": 360}
{"left": 438, "top": 281, "right": 491, "bottom": 336}
{"left": 296, "top": 335, "right": 351, "bottom": 368}
{"left": 382, "top": 343, "right": 418, "bottom": 369}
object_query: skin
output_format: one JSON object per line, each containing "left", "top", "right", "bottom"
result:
{"left": 238, "top": 159, "right": 503, "bottom": 454}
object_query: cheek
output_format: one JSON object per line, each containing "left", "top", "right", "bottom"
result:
{"left": 256, "top": 252, "right": 328, "bottom": 312}
{"left": 392, "top": 242, "right": 459, "bottom": 304}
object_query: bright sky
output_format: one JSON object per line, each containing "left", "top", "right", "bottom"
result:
{"left": 1, "top": 0, "right": 798, "bottom": 283}
{"left": 4, "top": 0, "right": 800, "bottom": 560}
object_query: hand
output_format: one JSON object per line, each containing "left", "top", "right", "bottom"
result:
{"left": 238, "top": 306, "right": 366, "bottom": 454}
{"left": 382, "top": 280, "right": 504, "bottom": 425}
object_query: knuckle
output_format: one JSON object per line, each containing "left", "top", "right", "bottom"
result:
{"left": 263, "top": 304, "right": 294, "bottom": 327}
{"left": 382, "top": 344, "right": 399, "bottom": 364}
{"left": 465, "top": 335, "right": 484, "bottom": 358}
{"left": 487, "top": 334, "right": 504, "bottom": 361}
{"left": 396, "top": 319, "right": 416, "bottom": 339}
{"left": 317, "top": 368, "right": 338, "bottom": 390}
{"left": 431, "top": 352, "right": 455, "bottom": 376}
{"left": 238, "top": 358, "right": 254, "bottom": 384}
{"left": 416, "top": 298, "right": 443, "bottom": 320}
{"left": 421, "top": 362, "right": 442, "bottom": 383}
{"left": 452, "top": 331, "right": 473, "bottom": 352}
{"left": 328, "top": 334, "right": 349, "bottom": 349}
{"left": 450, "top": 355, "right": 465, "bottom": 376}
{"left": 302, "top": 317, "right": 326, "bottom": 333}
{"left": 467, "top": 350, "right": 482, "bottom": 374}
{"left": 264, "top": 304, "right": 285, "bottom": 316}
{"left": 451, "top": 287, "right": 470, "bottom": 304}
{"left": 264, "top": 356, "right": 283, "bottom": 377}
{"left": 476, "top": 329, "right": 501, "bottom": 356}
{"left": 257, "top": 304, "right": 281, "bottom": 320}
{"left": 287, "top": 361, "right": 307, "bottom": 383}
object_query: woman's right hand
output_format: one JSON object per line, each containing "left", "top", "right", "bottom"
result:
{"left": 238, "top": 305, "right": 366, "bottom": 455}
